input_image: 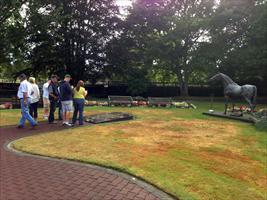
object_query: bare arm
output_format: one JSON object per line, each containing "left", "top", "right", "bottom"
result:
{"left": 83, "top": 90, "right": 88, "bottom": 97}
{"left": 23, "top": 92, "right": 28, "bottom": 105}
{"left": 37, "top": 86, "right": 40, "bottom": 99}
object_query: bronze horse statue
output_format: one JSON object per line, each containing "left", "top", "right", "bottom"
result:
{"left": 209, "top": 73, "right": 257, "bottom": 114}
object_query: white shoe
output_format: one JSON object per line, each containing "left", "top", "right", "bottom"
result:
{"left": 66, "top": 122, "right": 73, "bottom": 127}
{"left": 62, "top": 122, "right": 73, "bottom": 127}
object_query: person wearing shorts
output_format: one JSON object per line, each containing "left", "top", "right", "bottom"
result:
{"left": 59, "top": 74, "right": 73, "bottom": 127}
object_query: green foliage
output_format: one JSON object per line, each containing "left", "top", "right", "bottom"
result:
{"left": 24, "top": 0, "right": 121, "bottom": 81}
{"left": 0, "top": 0, "right": 266, "bottom": 94}
{"left": 108, "top": 0, "right": 218, "bottom": 96}
{"left": 126, "top": 68, "right": 149, "bottom": 96}
{"left": 0, "top": 0, "right": 29, "bottom": 79}
{"left": 210, "top": 0, "right": 267, "bottom": 86}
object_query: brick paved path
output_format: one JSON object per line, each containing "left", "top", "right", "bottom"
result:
{"left": 0, "top": 124, "right": 175, "bottom": 200}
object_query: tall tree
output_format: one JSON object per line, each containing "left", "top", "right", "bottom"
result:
{"left": 0, "top": 0, "right": 28, "bottom": 80}
{"left": 110, "top": 0, "right": 216, "bottom": 96}
{"left": 26, "top": 0, "right": 120, "bottom": 81}
{"left": 210, "top": 0, "right": 267, "bottom": 93}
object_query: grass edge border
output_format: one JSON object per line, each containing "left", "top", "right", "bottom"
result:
{"left": 6, "top": 139, "right": 178, "bottom": 200}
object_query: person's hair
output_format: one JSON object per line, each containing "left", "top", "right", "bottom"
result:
{"left": 29, "top": 77, "right": 36, "bottom": 84}
{"left": 18, "top": 73, "right": 27, "bottom": 80}
{"left": 51, "top": 74, "right": 58, "bottom": 79}
{"left": 76, "top": 80, "right": 84, "bottom": 92}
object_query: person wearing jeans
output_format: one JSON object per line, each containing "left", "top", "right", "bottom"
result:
{"left": 72, "top": 80, "right": 87, "bottom": 125}
{"left": 17, "top": 74, "right": 37, "bottom": 128}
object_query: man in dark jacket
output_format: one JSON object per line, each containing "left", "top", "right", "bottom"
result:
{"left": 59, "top": 74, "right": 73, "bottom": 126}
{"left": 48, "top": 75, "right": 59, "bottom": 124}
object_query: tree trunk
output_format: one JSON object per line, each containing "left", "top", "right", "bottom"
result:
{"left": 176, "top": 67, "right": 189, "bottom": 97}
{"left": 180, "top": 80, "right": 189, "bottom": 97}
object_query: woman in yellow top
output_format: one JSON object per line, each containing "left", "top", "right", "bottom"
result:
{"left": 72, "top": 80, "right": 87, "bottom": 125}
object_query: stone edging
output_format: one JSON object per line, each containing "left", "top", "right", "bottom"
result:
{"left": 6, "top": 140, "right": 177, "bottom": 200}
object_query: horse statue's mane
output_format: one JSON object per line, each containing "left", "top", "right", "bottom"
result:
{"left": 210, "top": 73, "right": 238, "bottom": 87}
{"left": 219, "top": 73, "right": 237, "bottom": 85}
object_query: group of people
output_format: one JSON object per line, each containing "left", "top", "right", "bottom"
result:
{"left": 17, "top": 73, "right": 87, "bottom": 128}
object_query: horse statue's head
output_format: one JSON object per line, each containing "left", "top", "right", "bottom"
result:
{"left": 209, "top": 73, "right": 224, "bottom": 82}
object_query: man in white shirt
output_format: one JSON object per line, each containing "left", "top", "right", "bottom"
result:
{"left": 42, "top": 79, "right": 51, "bottom": 119}
{"left": 17, "top": 74, "right": 38, "bottom": 128}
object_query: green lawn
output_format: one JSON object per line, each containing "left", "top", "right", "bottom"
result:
{"left": 1, "top": 102, "right": 267, "bottom": 200}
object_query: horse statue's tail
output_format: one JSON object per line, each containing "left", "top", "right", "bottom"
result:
{"left": 251, "top": 86, "right": 257, "bottom": 110}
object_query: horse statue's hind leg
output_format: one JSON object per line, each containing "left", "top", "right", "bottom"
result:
{"left": 244, "top": 97, "right": 254, "bottom": 113}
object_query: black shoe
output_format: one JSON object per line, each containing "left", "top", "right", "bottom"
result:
{"left": 17, "top": 125, "right": 24, "bottom": 129}
{"left": 31, "top": 124, "right": 38, "bottom": 129}
{"left": 49, "top": 121, "right": 57, "bottom": 124}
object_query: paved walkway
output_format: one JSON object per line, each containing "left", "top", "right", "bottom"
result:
{"left": 0, "top": 123, "right": 175, "bottom": 200}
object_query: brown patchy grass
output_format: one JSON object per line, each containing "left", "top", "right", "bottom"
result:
{"left": 6, "top": 104, "right": 267, "bottom": 200}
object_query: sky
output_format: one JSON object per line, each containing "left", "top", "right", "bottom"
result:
{"left": 115, "top": 0, "right": 133, "bottom": 15}
{"left": 116, "top": 0, "right": 133, "bottom": 7}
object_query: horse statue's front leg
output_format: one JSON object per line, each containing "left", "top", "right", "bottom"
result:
{"left": 232, "top": 103, "right": 235, "bottom": 112}
{"left": 224, "top": 97, "right": 229, "bottom": 115}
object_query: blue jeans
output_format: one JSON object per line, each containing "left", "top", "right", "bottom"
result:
{"left": 19, "top": 98, "right": 37, "bottom": 126}
{"left": 72, "top": 99, "right": 85, "bottom": 125}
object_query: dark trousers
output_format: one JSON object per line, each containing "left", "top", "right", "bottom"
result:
{"left": 72, "top": 99, "right": 85, "bottom": 125}
{"left": 30, "top": 102, "right": 38, "bottom": 119}
{"left": 58, "top": 101, "right": 62, "bottom": 120}
{"left": 49, "top": 101, "right": 57, "bottom": 123}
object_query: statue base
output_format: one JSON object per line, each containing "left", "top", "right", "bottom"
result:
{"left": 203, "top": 111, "right": 257, "bottom": 123}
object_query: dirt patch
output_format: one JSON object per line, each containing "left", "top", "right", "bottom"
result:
{"left": 198, "top": 150, "right": 267, "bottom": 189}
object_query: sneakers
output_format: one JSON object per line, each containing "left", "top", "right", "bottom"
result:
{"left": 31, "top": 124, "right": 38, "bottom": 129}
{"left": 17, "top": 125, "right": 24, "bottom": 129}
{"left": 17, "top": 124, "right": 37, "bottom": 129}
{"left": 62, "top": 122, "right": 73, "bottom": 127}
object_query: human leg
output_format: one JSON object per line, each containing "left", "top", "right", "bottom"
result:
{"left": 72, "top": 100, "right": 78, "bottom": 124}
{"left": 33, "top": 102, "right": 38, "bottom": 120}
{"left": 78, "top": 99, "right": 85, "bottom": 125}
{"left": 48, "top": 101, "right": 56, "bottom": 123}
{"left": 58, "top": 101, "right": 62, "bottom": 120}
{"left": 29, "top": 103, "right": 34, "bottom": 118}
{"left": 43, "top": 97, "right": 50, "bottom": 118}
{"left": 18, "top": 99, "right": 26, "bottom": 127}
{"left": 62, "top": 101, "right": 73, "bottom": 126}
{"left": 19, "top": 98, "right": 37, "bottom": 126}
